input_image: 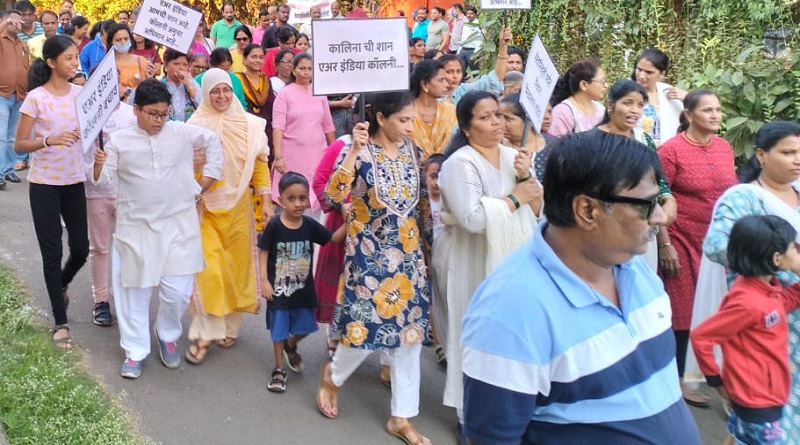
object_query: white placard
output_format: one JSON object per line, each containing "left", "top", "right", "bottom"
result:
{"left": 519, "top": 35, "right": 559, "bottom": 134}
{"left": 480, "top": 0, "right": 531, "bottom": 10}
{"left": 131, "top": 0, "right": 202, "bottom": 53}
{"left": 288, "top": 0, "right": 334, "bottom": 24}
{"left": 75, "top": 51, "right": 120, "bottom": 154}
{"left": 312, "top": 18, "right": 410, "bottom": 96}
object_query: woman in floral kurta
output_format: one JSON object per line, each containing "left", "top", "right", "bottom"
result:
{"left": 317, "top": 92, "right": 432, "bottom": 445}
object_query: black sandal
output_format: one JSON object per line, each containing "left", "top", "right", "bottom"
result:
{"left": 268, "top": 368, "right": 287, "bottom": 393}
{"left": 283, "top": 343, "right": 302, "bottom": 372}
{"left": 52, "top": 324, "right": 73, "bottom": 350}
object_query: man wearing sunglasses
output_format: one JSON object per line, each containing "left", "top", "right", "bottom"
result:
{"left": 461, "top": 131, "right": 702, "bottom": 445}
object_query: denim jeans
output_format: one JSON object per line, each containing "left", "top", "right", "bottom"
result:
{"left": 0, "top": 93, "right": 22, "bottom": 176}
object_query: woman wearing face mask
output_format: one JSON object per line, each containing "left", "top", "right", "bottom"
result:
{"left": 106, "top": 24, "right": 152, "bottom": 102}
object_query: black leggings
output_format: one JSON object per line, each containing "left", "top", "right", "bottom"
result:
{"left": 674, "top": 329, "right": 690, "bottom": 378}
{"left": 29, "top": 182, "right": 89, "bottom": 326}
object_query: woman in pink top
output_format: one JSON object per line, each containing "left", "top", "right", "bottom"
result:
{"left": 547, "top": 59, "right": 607, "bottom": 136}
{"left": 15, "top": 35, "right": 87, "bottom": 349}
{"left": 272, "top": 53, "right": 335, "bottom": 217}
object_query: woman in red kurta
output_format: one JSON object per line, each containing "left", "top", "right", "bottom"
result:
{"left": 657, "top": 89, "right": 738, "bottom": 407}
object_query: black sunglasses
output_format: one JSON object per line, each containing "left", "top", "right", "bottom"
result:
{"left": 589, "top": 194, "right": 659, "bottom": 220}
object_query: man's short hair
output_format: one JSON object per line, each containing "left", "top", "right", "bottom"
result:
{"left": 465, "top": 6, "right": 477, "bottom": 14}
{"left": 133, "top": 79, "right": 172, "bottom": 107}
{"left": 0, "top": 10, "right": 21, "bottom": 20}
{"left": 12, "top": 1, "right": 34, "bottom": 13}
{"left": 542, "top": 131, "right": 663, "bottom": 227}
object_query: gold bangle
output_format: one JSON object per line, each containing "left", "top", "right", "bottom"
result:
{"left": 338, "top": 165, "right": 354, "bottom": 175}
{"left": 658, "top": 242, "right": 672, "bottom": 249}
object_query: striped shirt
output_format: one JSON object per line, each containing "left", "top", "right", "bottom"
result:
{"left": 461, "top": 222, "right": 702, "bottom": 445}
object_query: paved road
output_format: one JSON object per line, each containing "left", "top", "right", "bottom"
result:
{"left": 0, "top": 173, "right": 727, "bottom": 445}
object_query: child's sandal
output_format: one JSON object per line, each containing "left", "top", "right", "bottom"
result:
{"left": 267, "top": 368, "right": 287, "bottom": 393}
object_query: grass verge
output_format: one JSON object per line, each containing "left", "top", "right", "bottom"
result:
{"left": 0, "top": 264, "right": 150, "bottom": 445}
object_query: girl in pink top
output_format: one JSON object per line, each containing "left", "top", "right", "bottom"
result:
{"left": 547, "top": 59, "right": 608, "bottom": 136}
{"left": 272, "top": 53, "right": 335, "bottom": 216}
{"left": 15, "top": 35, "right": 87, "bottom": 349}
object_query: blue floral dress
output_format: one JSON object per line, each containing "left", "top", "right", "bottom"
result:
{"left": 704, "top": 186, "right": 800, "bottom": 444}
{"left": 325, "top": 138, "right": 431, "bottom": 350}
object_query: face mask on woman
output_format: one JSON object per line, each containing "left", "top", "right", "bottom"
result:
{"left": 113, "top": 41, "right": 132, "bottom": 53}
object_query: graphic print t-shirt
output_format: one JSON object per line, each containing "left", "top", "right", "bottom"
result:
{"left": 257, "top": 215, "right": 332, "bottom": 309}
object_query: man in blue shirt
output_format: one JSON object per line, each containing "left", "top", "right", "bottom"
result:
{"left": 80, "top": 20, "right": 113, "bottom": 74}
{"left": 410, "top": 7, "right": 429, "bottom": 40}
{"left": 461, "top": 131, "right": 702, "bottom": 445}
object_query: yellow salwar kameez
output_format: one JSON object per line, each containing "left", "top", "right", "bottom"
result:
{"left": 187, "top": 69, "right": 272, "bottom": 343}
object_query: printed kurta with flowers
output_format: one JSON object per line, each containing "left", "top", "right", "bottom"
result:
{"left": 325, "top": 138, "right": 431, "bottom": 350}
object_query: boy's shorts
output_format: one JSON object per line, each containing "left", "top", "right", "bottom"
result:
{"left": 727, "top": 412, "right": 783, "bottom": 445}
{"left": 267, "top": 307, "right": 317, "bottom": 342}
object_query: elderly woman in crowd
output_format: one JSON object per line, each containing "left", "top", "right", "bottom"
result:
{"left": 433, "top": 90, "right": 540, "bottom": 436}
{"left": 184, "top": 68, "right": 273, "bottom": 363}
{"left": 657, "top": 89, "right": 737, "bottom": 406}
{"left": 318, "top": 91, "right": 432, "bottom": 445}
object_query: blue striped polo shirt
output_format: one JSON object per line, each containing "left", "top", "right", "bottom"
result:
{"left": 461, "top": 222, "right": 701, "bottom": 444}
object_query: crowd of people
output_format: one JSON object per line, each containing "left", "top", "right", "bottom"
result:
{"left": 4, "top": 0, "right": 800, "bottom": 444}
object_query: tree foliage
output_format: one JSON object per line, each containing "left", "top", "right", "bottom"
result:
{"left": 477, "top": 0, "right": 798, "bottom": 157}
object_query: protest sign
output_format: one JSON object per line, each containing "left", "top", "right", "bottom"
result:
{"left": 288, "top": 0, "right": 334, "bottom": 23}
{"left": 312, "top": 18, "right": 409, "bottom": 96}
{"left": 480, "top": 0, "right": 531, "bottom": 10}
{"left": 75, "top": 51, "right": 120, "bottom": 154}
{"left": 132, "top": 0, "right": 202, "bottom": 53}
{"left": 519, "top": 35, "right": 559, "bottom": 134}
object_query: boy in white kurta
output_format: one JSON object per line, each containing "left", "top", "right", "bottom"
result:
{"left": 93, "top": 79, "right": 223, "bottom": 379}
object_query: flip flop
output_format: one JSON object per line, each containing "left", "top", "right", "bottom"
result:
{"left": 216, "top": 337, "right": 236, "bottom": 348}
{"left": 317, "top": 362, "right": 339, "bottom": 419}
{"left": 52, "top": 325, "right": 73, "bottom": 350}
{"left": 185, "top": 340, "right": 209, "bottom": 364}
{"left": 385, "top": 422, "right": 431, "bottom": 445}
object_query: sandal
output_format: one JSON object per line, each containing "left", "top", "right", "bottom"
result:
{"left": 185, "top": 340, "right": 209, "bottom": 364}
{"left": 385, "top": 421, "right": 431, "bottom": 445}
{"left": 216, "top": 337, "right": 236, "bottom": 348}
{"left": 434, "top": 344, "right": 447, "bottom": 365}
{"left": 681, "top": 382, "right": 711, "bottom": 408}
{"left": 13, "top": 160, "right": 27, "bottom": 171}
{"left": 317, "top": 362, "right": 339, "bottom": 418}
{"left": 283, "top": 342, "right": 302, "bottom": 372}
{"left": 52, "top": 324, "right": 73, "bottom": 350}
{"left": 267, "top": 368, "right": 287, "bottom": 393}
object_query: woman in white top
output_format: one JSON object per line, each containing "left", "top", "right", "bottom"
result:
{"left": 547, "top": 59, "right": 607, "bottom": 136}
{"left": 432, "top": 90, "right": 539, "bottom": 432}
{"left": 269, "top": 49, "right": 294, "bottom": 94}
{"left": 633, "top": 48, "right": 686, "bottom": 146}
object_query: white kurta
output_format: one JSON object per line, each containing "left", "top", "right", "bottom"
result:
{"left": 94, "top": 122, "right": 223, "bottom": 288}
{"left": 432, "top": 144, "right": 535, "bottom": 410}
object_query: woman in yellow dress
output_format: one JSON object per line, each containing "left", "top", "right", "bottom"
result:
{"left": 185, "top": 68, "right": 274, "bottom": 363}
{"left": 409, "top": 59, "right": 456, "bottom": 160}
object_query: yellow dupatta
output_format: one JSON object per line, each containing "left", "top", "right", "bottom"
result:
{"left": 412, "top": 101, "right": 457, "bottom": 161}
{"left": 188, "top": 68, "right": 270, "bottom": 213}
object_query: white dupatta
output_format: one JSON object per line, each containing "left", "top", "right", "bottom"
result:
{"left": 479, "top": 145, "right": 537, "bottom": 274}
{"left": 684, "top": 183, "right": 800, "bottom": 383}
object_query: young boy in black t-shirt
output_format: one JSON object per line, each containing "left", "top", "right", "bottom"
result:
{"left": 258, "top": 172, "right": 346, "bottom": 393}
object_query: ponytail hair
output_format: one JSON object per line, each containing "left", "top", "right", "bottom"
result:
{"left": 677, "top": 88, "right": 717, "bottom": 133}
{"left": 550, "top": 59, "right": 600, "bottom": 105}
{"left": 28, "top": 35, "right": 77, "bottom": 91}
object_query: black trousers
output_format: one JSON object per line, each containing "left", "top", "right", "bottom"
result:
{"left": 29, "top": 182, "right": 89, "bottom": 326}
{"left": 674, "top": 329, "right": 690, "bottom": 378}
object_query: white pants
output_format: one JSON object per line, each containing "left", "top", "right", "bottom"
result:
{"left": 331, "top": 343, "right": 422, "bottom": 418}
{"left": 112, "top": 246, "right": 193, "bottom": 361}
